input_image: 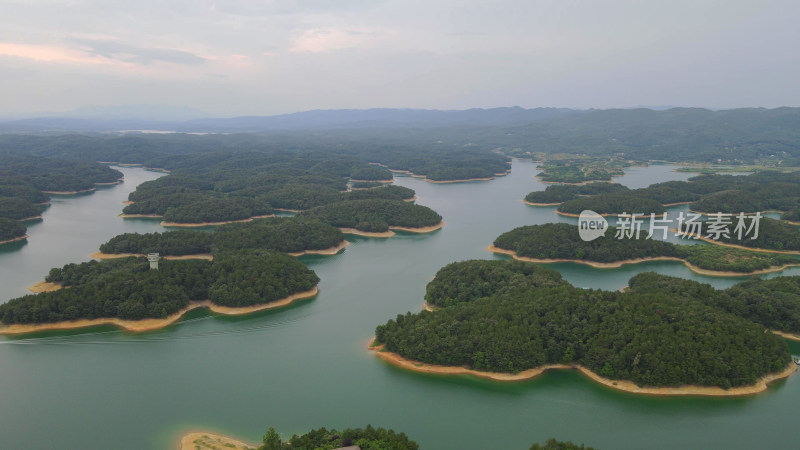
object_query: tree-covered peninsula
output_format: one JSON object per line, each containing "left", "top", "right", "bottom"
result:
{"left": 491, "top": 223, "right": 799, "bottom": 274}
{"left": 0, "top": 250, "right": 319, "bottom": 325}
{"left": 678, "top": 217, "right": 800, "bottom": 252}
{"left": 0, "top": 218, "right": 27, "bottom": 243}
{"left": 540, "top": 171, "right": 800, "bottom": 220}
{"left": 628, "top": 272, "right": 800, "bottom": 336}
{"left": 98, "top": 217, "right": 345, "bottom": 256}
{"left": 257, "top": 424, "right": 419, "bottom": 450}
{"left": 373, "top": 260, "right": 792, "bottom": 390}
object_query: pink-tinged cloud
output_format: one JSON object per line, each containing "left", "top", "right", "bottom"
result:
{"left": 289, "top": 28, "right": 371, "bottom": 53}
{"left": 0, "top": 42, "right": 128, "bottom": 67}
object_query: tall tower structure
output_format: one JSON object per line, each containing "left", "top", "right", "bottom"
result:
{"left": 147, "top": 253, "right": 160, "bottom": 270}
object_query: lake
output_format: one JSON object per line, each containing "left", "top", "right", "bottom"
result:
{"left": 0, "top": 161, "right": 797, "bottom": 450}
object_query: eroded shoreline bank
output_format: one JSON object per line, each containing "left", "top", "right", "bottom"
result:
{"left": 487, "top": 245, "right": 799, "bottom": 277}
{"left": 368, "top": 340, "right": 797, "bottom": 397}
{"left": 0, "top": 288, "right": 319, "bottom": 335}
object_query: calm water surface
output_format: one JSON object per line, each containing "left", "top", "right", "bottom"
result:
{"left": 0, "top": 162, "right": 797, "bottom": 450}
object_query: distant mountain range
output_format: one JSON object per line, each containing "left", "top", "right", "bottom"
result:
{"left": 0, "top": 107, "right": 578, "bottom": 133}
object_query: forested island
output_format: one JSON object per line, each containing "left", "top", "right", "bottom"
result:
{"left": 535, "top": 171, "right": 800, "bottom": 219}
{"left": 525, "top": 183, "right": 629, "bottom": 205}
{"left": 490, "top": 223, "right": 800, "bottom": 275}
{"left": 677, "top": 217, "right": 800, "bottom": 253}
{"left": 536, "top": 157, "right": 629, "bottom": 184}
{"left": 0, "top": 250, "right": 319, "bottom": 332}
{"left": 98, "top": 217, "right": 346, "bottom": 257}
{"left": 372, "top": 260, "right": 795, "bottom": 393}
{"left": 0, "top": 155, "right": 123, "bottom": 241}
{"left": 181, "top": 425, "right": 419, "bottom": 450}
{"left": 119, "top": 156, "right": 424, "bottom": 225}
{"left": 300, "top": 199, "right": 443, "bottom": 235}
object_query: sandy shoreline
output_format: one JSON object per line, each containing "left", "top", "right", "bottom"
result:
{"left": 0, "top": 235, "right": 28, "bottom": 245}
{"left": 390, "top": 221, "right": 445, "bottom": 233}
{"left": 0, "top": 287, "right": 319, "bottom": 335}
{"left": 338, "top": 222, "right": 444, "bottom": 238}
{"left": 89, "top": 252, "right": 214, "bottom": 261}
{"left": 350, "top": 178, "right": 393, "bottom": 183}
{"left": 487, "top": 245, "right": 800, "bottom": 277}
{"left": 368, "top": 340, "right": 797, "bottom": 396}
{"left": 287, "top": 240, "right": 350, "bottom": 256}
{"left": 160, "top": 214, "right": 275, "bottom": 227}
{"left": 28, "top": 281, "right": 63, "bottom": 293}
{"left": 41, "top": 188, "right": 97, "bottom": 195}
{"left": 772, "top": 330, "right": 800, "bottom": 342}
{"left": 179, "top": 431, "right": 257, "bottom": 450}
{"left": 119, "top": 213, "right": 164, "bottom": 219}
{"left": 523, "top": 200, "right": 561, "bottom": 206}
{"left": 17, "top": 215, "right": 43, "bottom": 222}
{"left": 274, "top": 208, "right": 303, "bottom": 213}
{"left": 339, "top": 228, "right": 395, "bottom": 238}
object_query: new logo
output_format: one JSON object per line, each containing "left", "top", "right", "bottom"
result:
{"left": 578, "top": 210, "right": 608, "bottom": 241}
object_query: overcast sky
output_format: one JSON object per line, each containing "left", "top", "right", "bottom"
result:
{"left": 0, "top": 0, "right": 798, "bottom": 117}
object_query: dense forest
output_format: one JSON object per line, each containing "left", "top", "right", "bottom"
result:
{"left": 118, "top": 152, "right": 428, "bottom": 224}
{"left": 0, "top": 250, "right": 318, "bottom": 324}
{"left": 548, "top": 171, "right": 800, "bottom": 220}
{"left": 529, "top": 439, "right": 597, "bottom": 450}
{"left": 99, "top": 230, "right": 213, "bottom": 255}
{"left": 536, "top": 157, "right": 628, "bottom": 183}
{"left": 525, "top": 183, "right": 628, "bottom": 204}
{"left": 493, "top": 223, "right": 799, "bottom": 273}
{"left": 628, "top": 272, "right": 800, "bottom": 335}
{"left": 679, "top": 217, "right": 800, "bottom": 252}
{"left": 0, "top": 217, "right": 27, "bottom": 242}
{"left": 100, "top": 217, "right": 346, "bottom": 256}
{"left": 374, "top": 260, "right": 791, "bottom": 388}
{"left": 300, "top": 199, "right": 442, "bottom": 232}
{"left": 259, "top": 425, "right": 418, "bottom": 450}
{"left": 0, "top": 197, "right": 42, "bottom": 220}
{"left": 0, "top": 155, "right": 123, "bottom": 235}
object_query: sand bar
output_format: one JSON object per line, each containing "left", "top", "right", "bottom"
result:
{"left": 772, "top": 330, "right": 800, "bottom": 342}
{"left": 287, "top": 240, "right": 350, "bottom": 256}
{"left": 0, "top": 287, "right": 318, "bottom": 335}
{"left": 160, "top": 214, "right": 275, "bottom": 227}
{"left": 28, "top": 281, "right": 62, "bottom": 293}
{"left": 179, "top": 431, "right": 257, "bottom": 450}
{"left": 369, "top": 341, "right": 797, "bottom": 397}
{"left": 390, "top": 221, "right": 445, "bottom": 233}
{"left": 0, "top": 235, "right": 28, "bottom": 245}
{"left": 523, "top": 200, "right": 561, "bottom": 206}
{"left": 339, "top": 228, "right": 395, "bottom": 238}
{"left": 487, "top": 245, "right": 800, "bottom": 277}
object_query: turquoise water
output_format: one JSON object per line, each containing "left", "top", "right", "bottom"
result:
{"left": 0, "top": 161, "right": 797, "bottom": 450}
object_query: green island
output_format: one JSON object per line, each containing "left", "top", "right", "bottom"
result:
{"left": 0, "top": 250, "right": 319, "bottom": 332}
{"left": 180, "top": 425, "right": 591, "bottom": 450}
{"left": 535, "top": 156, "right": 630, "bottom": 184}
{"left": 542, "top": 171, "right": 800, "bottom": 219}
{"left": 0, "top": 155, "right": 123, "bottom": 240}
{"left": 490, "top": 223, "right": 800, "bottom": 275}
{"left": 121, "top": 157, "right": 419, "bottom": 225}
{"left": 372, "top": 259, "right": 795, "bottom": 394}
{"left": 98, "top": 217, "right": 346, "bottom": 257}
{"left": 678, "top": 216, "right": 800, "bottom": 253}
{"left": 300, "top": 199, "right": 443, "bottom": 234}
{"left": 524, "top": 183, "right": 629, "bottom": 205}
